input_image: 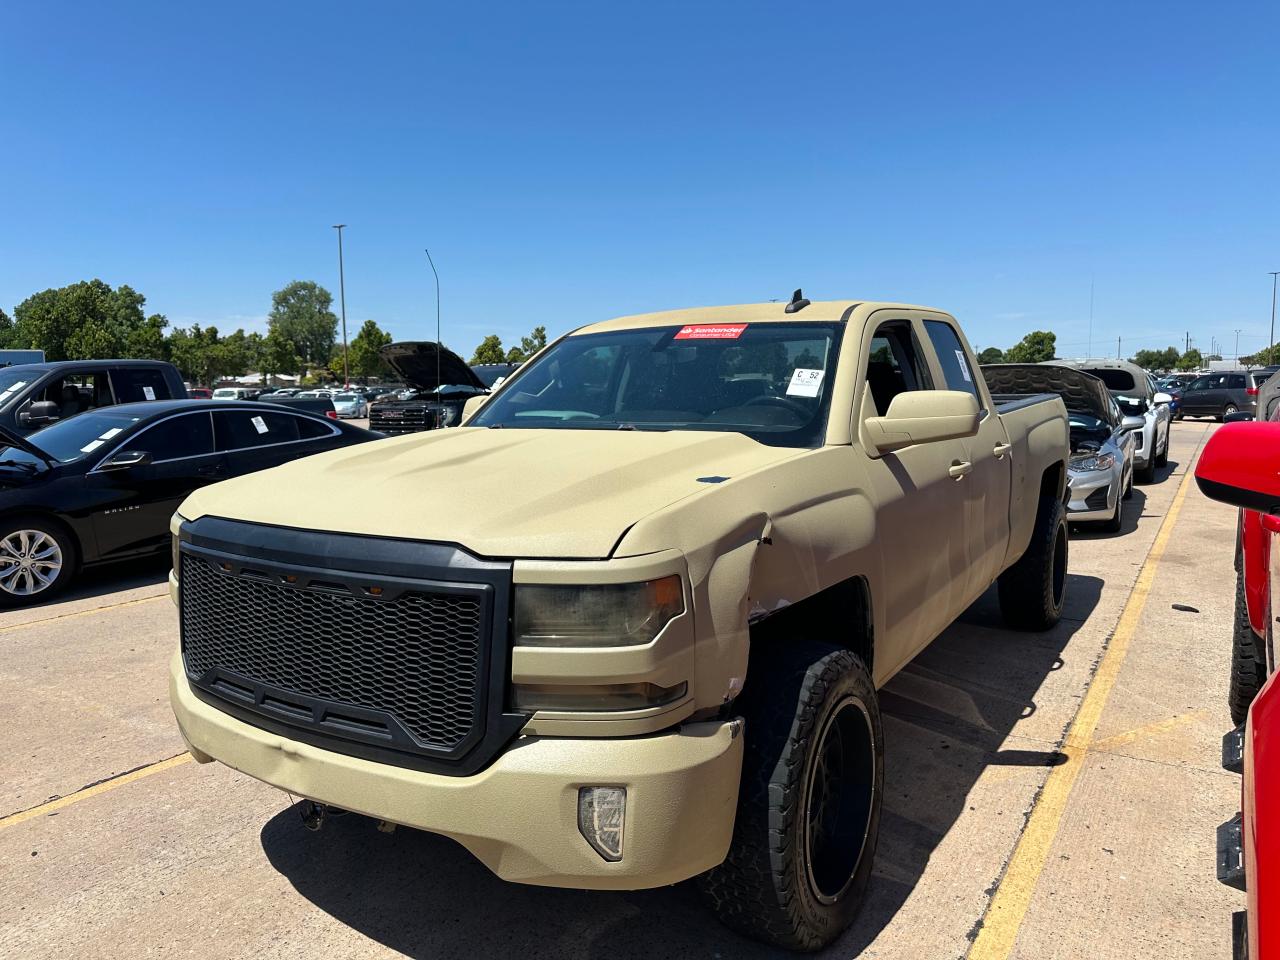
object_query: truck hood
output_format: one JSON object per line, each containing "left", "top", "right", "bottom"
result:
{"left": 379, "top": 342, "right": 487, "bottom": 392}
{"left": 982, "top": 363, "right": 1113, "bottom": 422}
{"left": 177, "top": 427, "right": 809, "bottom": 559}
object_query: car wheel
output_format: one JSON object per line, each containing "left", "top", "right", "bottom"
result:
{"left": 1101, "top": 491, "right": 1123, "bottom": 533}
{"left": 1122, "top": 466, "right": 1133, "bottom": 500}
{"left": 1223, "top": 403, "right": 1239, "bottom": 421}
{"left": 0, "top": 518, "right": 78, "bottom": 607}
{"left": 1229, "top": 570, "right": 1267, "bottom": 726}
{"left": 1155, "top": 431, "right": 1168, "bottom": 468}
{"left": 998, "top": 495, "right": 1068, "bottom": 630}
{"left": 702, "top": 641, "right": 883, "bottom": 952}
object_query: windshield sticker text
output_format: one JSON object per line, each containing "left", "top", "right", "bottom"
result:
{"left": 787, "top": 368, "right": 825, "bottom": 398}
{"left": 674, "top": 324, "right": 748, "bottom": 340}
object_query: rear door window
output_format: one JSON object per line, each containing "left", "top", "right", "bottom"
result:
{"left": 1228, "top": 374, "right": 1246, "bottom": 389}
{"left": 923, "top": 320, "right": 980, "bottom": 405}
{"left": 112, "top": 368, "right": 172, "bottom": 403}
{"left": 213, "top": 411, "right": 303, "bottom": 450}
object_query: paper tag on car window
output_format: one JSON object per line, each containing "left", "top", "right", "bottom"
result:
{"left": 142, "top": 386, "right": 156, "bottom": 400}
{"left": 954, "top": 350, "right": 973, "bottom": 382}
{"left": 251, "top": 416, "right": 268, "bottom": 434}
{"left": 787, "top": 368, "right": 825, "bottom": 398}
{"left": 99, "top": 428, "right": 123, "bottom": 440}
{"left": 491, "top": 376, "right": 506, "bottom": 389}
{"left": 80, "top": 439, "right": 105, "bottom": 453}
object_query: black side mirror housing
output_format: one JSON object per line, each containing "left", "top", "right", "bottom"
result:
{"left": 20, "top": 400, "right": 60, "bottom": 428}
{"left": 99, "top": 450, "right": 153, "bottom": 472}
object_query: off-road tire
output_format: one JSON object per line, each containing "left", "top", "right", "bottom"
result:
{"left": 1100, "top": 492, "right": 1123, "bottom": 533}
{"left": 998, "top": 495, "right": 1068, "bottom": 631}
{"left": 1229, "top": 570, "right": 1267, "bottom": 726}
{"left": 0, "top": 516, "right": 78, "bottom": 607}
{"left": 701, "top": 641, "right": 883, "bottom": 952}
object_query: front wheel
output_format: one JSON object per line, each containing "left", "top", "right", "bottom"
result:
{"left": 702, "top": 642, "right": 883, "bottom": 952}
{"left": 1100, "top": 489, "right": 1123, "bottom": 533}
{"left": 0, "top": 519, "right": 78, "bottom": 606}
{"left": 998, "top": 495, "right": 1068, "bottom": 630}
{"left": 1229, "top": 570, "right": 1267, "bottom": 726}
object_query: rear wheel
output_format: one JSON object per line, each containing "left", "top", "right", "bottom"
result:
{"left": 1229, "top": 570, "right": 1267, "bottom": 726}
{"left": 1155, "top": 429, "right": 1168, "bottom": 468}
{"left": 0, "top": 518, "right": 77, "bottom": 607}
{"left": 702, "top": 641, "right": 882, "bottom": 952}
{"left": 1122, "top": 465, "right": 1134, "bottom": 500}
{"left": 1223, "top": 403, "right": 1239, "bottom": 421}
{"left": 998, "top": 495, "right": 1068, "bottom": 630}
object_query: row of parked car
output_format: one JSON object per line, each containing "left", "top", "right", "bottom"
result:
{"left": 984, "top": 358, "right": 1175, "bottom": 534}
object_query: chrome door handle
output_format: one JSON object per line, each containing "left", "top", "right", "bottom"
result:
{"left": 993, "top": 442, "right": 1012, "bottom": 459}
{"left": 949, "top": 460, "right": 973, "bottom": 479}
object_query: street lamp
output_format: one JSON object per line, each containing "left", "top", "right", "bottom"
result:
{"left": 333, "top": 224, "right": 350, "bottom": 387}
{"left": 1270, "top": 272, "right": 1280, "bottom": 364}
{"left": 424, "top": 249, "right": 441, "bottom": 395}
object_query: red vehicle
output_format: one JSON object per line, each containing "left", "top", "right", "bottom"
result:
{"left": 1195, "top": 421, "right": 1280, "bottom": 960}
{"left": 187, "top": 387, "right": 213, "bottom": 400}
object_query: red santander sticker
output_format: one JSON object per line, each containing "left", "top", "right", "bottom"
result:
{"left": 674, "top": 324, "right": 748, "bottom": 340}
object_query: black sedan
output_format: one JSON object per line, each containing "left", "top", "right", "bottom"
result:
{"left": 0, "top": 399, "right": 378, "bottom": 605}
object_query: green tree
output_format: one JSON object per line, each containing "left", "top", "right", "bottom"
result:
{"left": 1130, "top": 346, "right": 1180, "bottom": 371}
{"left": 267, "top": 281, "right": 338, "bottom": 369}
{"left": 977, "top": 347, "right": 1005, "bottom": 364}
{"left": 504, "top": 325, "right": 548, "bottom": 363}
{"left": 259, "top": 330, "right": 301, "bottom": 381}
{"left": 348, "top": 320, "right": 394, "bottom": 381}
{"left": 1003, "top": 330, "right": 1057, "bottom": 364}
{"left": 1176, "top": 347, "right": 1204, "bottom": 371}
{"left": 470, "top": 334, "right": 506, "bottom": 365}
{"left": 166, "top": 324, "right": 257, "bottom": 386}
{"left": 9, "top": 279, "right": 163, "bottom": 360}
{"left": 1242, "top": 345, "right": 1280, "bottom": 366}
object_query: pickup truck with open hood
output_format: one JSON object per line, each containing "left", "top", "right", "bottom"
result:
{"left": 367, "top": 341, "right": 492, "bottom": 434}
{"left": 168, "top": 296, "right": 1069, "bottom": 951}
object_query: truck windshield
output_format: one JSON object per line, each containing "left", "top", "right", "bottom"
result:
{"left": 470, "top": 322, "right": 844, "bottom": 447}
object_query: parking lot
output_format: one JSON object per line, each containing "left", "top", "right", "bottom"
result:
{"left": 0, "top": 420, "right": 1243, "bottom": 959}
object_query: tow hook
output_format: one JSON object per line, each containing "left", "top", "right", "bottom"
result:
{"left": 298, "top": 800, "right": 327, "bottom": 832}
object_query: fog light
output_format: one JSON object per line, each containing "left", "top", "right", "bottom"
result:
{"left": 578, "top": 786, "right": 626, "bottom": 862}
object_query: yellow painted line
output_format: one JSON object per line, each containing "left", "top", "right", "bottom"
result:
{"left": 1088, "top": 710, "right": 1207, "bottom": 754}
{"left": 0, "top": 592, "right": 166, "bottom": 635}
{"left": 0, "top": 753, "right": 192, "bottom": 832}
{"left": 967, "top": 427, "right": 1209, "bottom": 960}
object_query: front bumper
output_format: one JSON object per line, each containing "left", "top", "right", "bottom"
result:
{"left": 170, "top": 651, "right": 743, "bottom": 889}
{"left": 1066, "top": 468, "right": 1117, "bottom": 521}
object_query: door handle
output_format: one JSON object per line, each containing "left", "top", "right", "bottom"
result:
{"left": 949, "top": 460, "right": 973, "bottom": 480}
{"left": 993, "top": 442, "right": 1012, "bottom": 459}
{"left": 196, "top": 463, "right": 221, "bottom": 477}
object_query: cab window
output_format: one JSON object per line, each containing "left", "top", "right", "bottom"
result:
{"left": 112, "top": 368, "right": 172, "bottom": 403}
{"left": 923, "top": 320, "right": 981, "bottom": 405}
{"left": 864, "top": 321, "right": 933, "bottom": 416}
{"left": 34, "top": 371, "right": 112, "bottom": 418}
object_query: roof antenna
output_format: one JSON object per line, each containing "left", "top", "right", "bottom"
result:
{"left": 784, "top": 288, "right": 810, "bottom": 314}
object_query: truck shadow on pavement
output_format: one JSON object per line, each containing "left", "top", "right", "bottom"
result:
{"left": 259, "top": 574, "right": 1103, "bottom": 960}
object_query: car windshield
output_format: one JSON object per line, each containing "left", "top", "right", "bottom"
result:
{"left": 24, "top": 409, "right": 143, "bottom": 463}
{"left": 1082, "top": 368, "right": 1138, "bottom": 393}
{"left": 213, "top": 389, "right": 238, "bottom": 397}
{"left": 334, "top": 394, "right": 358, "bottom": 402}
{"left": 0, "top": 367, "right": 38, "bottom": 406}
{"left": 470, "top": 322, "right": 844, "bottom": 447}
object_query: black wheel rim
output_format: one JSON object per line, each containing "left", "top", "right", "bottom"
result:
{"left": 1051, "top": 522, "right": 1067, "bottom": 609}
{"left": 803, "top": 695, "right": 876, "bottom": 904}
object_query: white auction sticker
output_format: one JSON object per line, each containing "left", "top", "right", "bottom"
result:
{"left": 251, "top": 416, "right": 268, "bottom": 434}
{"left": 142, "top": 386, "right": 156, "bottom": 400}
{"left": 100, "top": 428, "right": 123, "bottom": 440}
{"left": 79, "top": 439, "right": 105, "bottom": 454}
{"left": 787, "top": 368, "right": 825, "bottom": 398}
{"left": 954, "top": 350, "right": 973, "bottom": 382}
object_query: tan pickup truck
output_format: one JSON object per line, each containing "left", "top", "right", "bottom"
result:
{"left": 168, "top": 297, "right": 1069, "bottom": 950}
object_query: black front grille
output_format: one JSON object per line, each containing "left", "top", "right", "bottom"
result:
{"left": 177, "top": 517, "right": 525, "bottom": 774}
{"left": 370, "top": 405, "right": 435, "bottom": 434}
{"left": 1085, "top": 486, "right": 1110, "bottom": 511}
{"left": 182, "top": 555, "right": 483, "bottom": 749}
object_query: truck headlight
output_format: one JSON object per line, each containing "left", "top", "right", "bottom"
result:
{"left": 513, "top": 576, "right": 684, "bottom": 648}
{"left": 1069, "top": 452, "right": 1115, "bottom": 473}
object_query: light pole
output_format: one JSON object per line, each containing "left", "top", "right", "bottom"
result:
{"left": 1235, "top": 329, "right": 1241, "bottom": 363}
{"left": 332, "top": 224, "right": 350, "bottom": 386}
{"left": 1270, "top": 271, "right": 1280, "bottom": 364}
{"left": 424, "top": 249, "right": 441, "bottom": 394}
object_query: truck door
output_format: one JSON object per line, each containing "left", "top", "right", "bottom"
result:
{"left": 921, "top": 319, "right": 1012, "bottom": 603}
{"left": 857, "top": 318, "right": 970, "bottom": 674}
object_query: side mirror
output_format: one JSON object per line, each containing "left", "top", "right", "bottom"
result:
{"left": 461, "top": 395, "right": 489, "bottom": 424}
{"left": 20, "top": 400, "right": 60, "bottom": 428}
{"left": 865, "top": 390, "right": 981, "bottom": 454}
{"left": 99, "top": 450, "right": 153, "bottom": 472}
{"left": 1195, "top": 422, "right": 1280, "bottom": 513}
{"left": 1153, "top": 392, "right": 1173, "bottom": 405}
{"left": 1120, "top": 415, "right": 1145, "bottom": 432}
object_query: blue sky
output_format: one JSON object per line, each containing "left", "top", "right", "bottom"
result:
{"left": 2, "top": 1, "right": 1278, "bottom": 360}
